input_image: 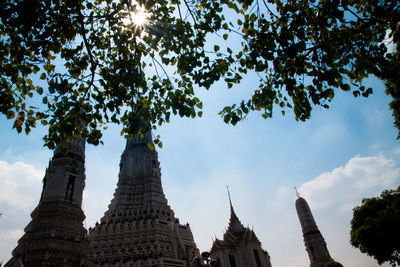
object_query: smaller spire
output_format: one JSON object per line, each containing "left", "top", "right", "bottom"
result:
{"left": 226, "top": 186, "right": 244, "bottom": 234}
{"left": 227, "top": 185, "right": 234, "bottom": 214}
{"left": 294, "top": 186, "right": 301, "bottom": 198}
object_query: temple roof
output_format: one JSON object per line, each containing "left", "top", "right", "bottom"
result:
{"left": 227, "top": 190, "right": 245, "bottom": 235}
{"left": 210, "top": 188, "right": 261, "bottom": 253}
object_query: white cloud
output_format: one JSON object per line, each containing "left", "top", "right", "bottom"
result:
{"left": 292, "top": 154, "right": 400, "bottom": 267}
{"left": 0, "top": 229, "right": 24, "bottom": 240}
{"left": 299, "top": 154, "right": 399, "bottom": 211}
{"left": 0, "top": 160, "right": 43, "bottom": 262}
{"left": 0, "top": 161, "right": 43, "bottom": 211}
{"left": 0, "top": 229, "right": 24, "bottom": 262}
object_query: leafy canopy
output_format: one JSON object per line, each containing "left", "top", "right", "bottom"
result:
{"left": 350, "top": 186, "right": 400, "bottom": 266}
{"left": 0, "top": 0, "right": 399, "bottom": 148}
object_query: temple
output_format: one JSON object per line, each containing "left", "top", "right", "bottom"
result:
{"left": 5, "top": 129, "right": 345, "bottom": 267}
{"left": 87, "top": 131, "right": 199, "bottom": 266}
{"left": 209, "top": 188, "right": 272, "bottom": 267}
{"left": 5, "top": 136, "right": 89, "bottom": 267}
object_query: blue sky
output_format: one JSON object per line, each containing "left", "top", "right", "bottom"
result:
{"left": 0, "top": 2, "right": 399, "bottom": 264}
{"left": 1, "top": 72, "right": 399, "bottom": 267}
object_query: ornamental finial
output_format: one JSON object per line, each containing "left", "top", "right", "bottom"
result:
{"left": 227, "top": 185, "right": 233, "bottom": 208}
{"left": 294, "top": 186, "right": 301, "bottom": 198}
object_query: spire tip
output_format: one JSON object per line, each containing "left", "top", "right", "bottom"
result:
{"left": 294, "top": 186, "right": 301, "bottom": 198}
{"left": 227, "top": 185, "right": 233, "bottom": 208}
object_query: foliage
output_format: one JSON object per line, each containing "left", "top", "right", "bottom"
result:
{"left": 0, "top": 0, "right": 399, "bottom": 148}
{"left": 382, "top": 51, "right": 400, "bottom": 139}
{"left": 1, "top": 0, "right": 213, "bottom": 148}
{"left": 215, "top": 0, "right": 399, "bottom": 125}
{"left": 350, "top": 186, "right": 400, "bottom": 266}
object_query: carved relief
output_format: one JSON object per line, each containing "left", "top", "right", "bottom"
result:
{"left": 88, "top": 134, "right": 199, "bottom": 266}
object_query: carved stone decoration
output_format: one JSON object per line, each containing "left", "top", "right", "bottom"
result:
{"left": 5, "top": 136, "right": 89, "bottom": 267}
{"left": 88, "top": 131, "right": 199, "bottom": 266}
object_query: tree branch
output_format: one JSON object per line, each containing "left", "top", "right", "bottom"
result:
{"left": 76, "top": 0, "right": 97, "bottom": 98}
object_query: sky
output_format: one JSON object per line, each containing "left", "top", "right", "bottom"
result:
{"left": 1, "top": 71, "right": 399, "bottom": 267}
{"left": 0, "top": 3, "right": 399, "bottom": 265}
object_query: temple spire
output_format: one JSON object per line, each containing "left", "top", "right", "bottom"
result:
{"left": 88, "top": 131, "right": 199, "bottom": 266}
{"left": 227, "top": 185, "right": 235, "bottom": 216}
{"left": 209, "top": 187, "right": 273, "bottom": 267}
{"left": 296, "top": 194, "right": 338, "bottom": 267}
{"left": 226, "top": 186, "right": 244, "bottom": 234}
{"left": 6, "top": 136, "right": 88, "bottom": 266}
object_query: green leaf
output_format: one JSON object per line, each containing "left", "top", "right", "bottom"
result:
{"left": 147, "top": 142, "right": 155, "bottom": 150}
{"left": 36, "top": 87, "right": 43, "bottom": 95}
{"left": 6, "top": 111, "right": 15, "bottom": 119}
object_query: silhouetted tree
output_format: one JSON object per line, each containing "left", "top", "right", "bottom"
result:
{"left": 1, "top": 0, "right": 399, "bottom": 147}
{"left": 351, "top": 186, "right": 400, "bottom": 266}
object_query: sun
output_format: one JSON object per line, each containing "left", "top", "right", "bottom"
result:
{"left": 130, "top": 4, "right": 149, "bottom": 27}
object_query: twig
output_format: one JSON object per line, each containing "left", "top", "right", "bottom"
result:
{"left": 183, "top": 0, "right": 197, "bottom": 24}
{"left": 262, "top": 0, "right": 278, "bottom": 19}
{"left": 76, "top": 0, "right": 97, "bottom": 98}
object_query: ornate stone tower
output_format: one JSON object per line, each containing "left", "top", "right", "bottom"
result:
{"left": 88, "top": 131, "right": 199, "bottom": 266}
{"left": 295, "top": 193, "right": 337, "bottom": 267}
{"left": 5, "top": 136, "right": 88, "bottom": 267}
{"left": 210, "top": 189, "right": 272, "bottom": 267}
